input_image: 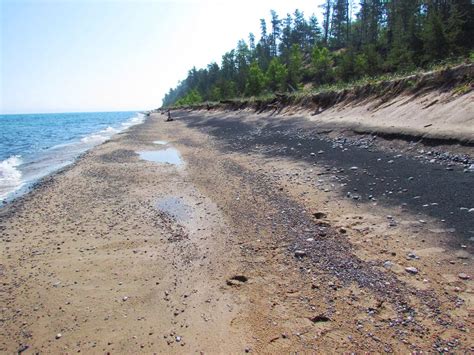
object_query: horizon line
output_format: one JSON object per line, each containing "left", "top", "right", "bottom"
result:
{"left": 0, "top": 108, "right": 151, "bottom": 116}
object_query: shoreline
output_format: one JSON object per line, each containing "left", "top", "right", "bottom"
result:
{"left": 0, "top": 112, "right": 146, "bottom": 207}
{"left": 1, "top": 111, "right": 472, "bottom": 353}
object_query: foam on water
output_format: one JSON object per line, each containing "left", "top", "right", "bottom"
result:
{"left": 0, "top": 156, "right": 24, "bottom": 201}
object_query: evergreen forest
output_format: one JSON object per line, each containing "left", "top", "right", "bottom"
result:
{"left": 162, "top": 1, "right": 474, "bottom": 107}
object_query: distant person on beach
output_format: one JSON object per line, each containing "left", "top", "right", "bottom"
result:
{"left": 166, "top": 109, "right": 173, "bottom": 122}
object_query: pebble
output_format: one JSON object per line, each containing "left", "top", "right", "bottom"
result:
{"left": 405, "top": 267, "right": 419, "bottom": 274}
{"left": 458, "top": 273, "right": 470, "bottom": 280}
{"left": 313, "top": 211, "right": 327, "bottom": 219}
{"left": 55, "top": 333, "right": 62, "bottom": 339}
{"left": 294, "top": 250, "right": 307, "bottom": 258}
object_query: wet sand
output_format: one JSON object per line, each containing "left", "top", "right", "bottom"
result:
{"left": 1, "top": 111, "right": 473, "bottom": 353}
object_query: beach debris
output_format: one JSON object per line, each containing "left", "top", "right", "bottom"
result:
{"left": 226, "top": 275, "right": 248, "bottom": 286}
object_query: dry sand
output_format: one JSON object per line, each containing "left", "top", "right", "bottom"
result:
{"left": 1, "top": 111, "right": 473, "bottom": 353}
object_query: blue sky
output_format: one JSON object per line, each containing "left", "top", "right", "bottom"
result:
{"left": 1, "top": 0, "right": 324, "bottom": 114}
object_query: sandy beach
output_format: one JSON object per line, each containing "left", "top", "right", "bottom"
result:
{"left": 1, "top": 111, "right": 473, "bottom": 353}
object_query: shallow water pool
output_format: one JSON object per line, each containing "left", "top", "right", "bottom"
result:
{"left": 138, "top": 148, "right": 183, "bottom": 165}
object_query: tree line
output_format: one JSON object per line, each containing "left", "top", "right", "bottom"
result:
{"left": 163, "top": 1, "right": 473, "bottom": 107}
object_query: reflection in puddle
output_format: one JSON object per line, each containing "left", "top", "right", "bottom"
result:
{"left": 156, "top": 197, "right": 192, "bottom": 222}
{"left": 138, "top": 148, "right": 183, "bottom": 165}
{"left": 153, "top": 140, "right": 168, "bottom": 145}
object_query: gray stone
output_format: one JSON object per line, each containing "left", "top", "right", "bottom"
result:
{"left": 405, "top": 267, "right": 418, "bottom": 274}
{"left": 294, "top": 250, "right": 307, "bottom": 258}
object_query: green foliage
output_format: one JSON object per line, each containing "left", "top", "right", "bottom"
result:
{"left": 162, "top": 4, "right": 473, "bottom": 107}
{"left": 287, "top": 44, "right": 303, "bottom": 89}
{"left": 266, "top": 57, "right": 288, "bottom": 92}
{"left": 245, "top": 61, "right": 267, "bottom": 96}
{"left": 174, "top": 89, "right": 203, "bottom": 106}
{"left": 421, "top": 10, "right": 448, "bottom": 63}
{"left": 311, "top": 46, "right": 333, "bottom": 84}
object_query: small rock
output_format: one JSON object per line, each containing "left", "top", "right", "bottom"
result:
{"left": 405, "top": 267, "right": 418, "bottom": 274}
{"left": 458, "top": 273, "right": 470, "bottom": 280}
{"left": 294, "top": 250, "right": 307, "bottom": 258}
{"left": 313, "top": 211, "right": 327, "bottom": 219}
{"left": 55, "top": 333, "right": 62, "bottom": 339}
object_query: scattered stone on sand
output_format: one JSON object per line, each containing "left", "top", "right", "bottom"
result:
{"left": 458, "top": 273, "right": 470, "bottom": 280}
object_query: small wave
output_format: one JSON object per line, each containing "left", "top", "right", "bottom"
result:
{"left": 80, "top": 114, "right": 144, "bottom": 144}
{"left": 0, "top": 155, "right": 24, "bottom": 201}
{"left": 121, "top": 114, "right": 145, "bottom": 129}
{"left": 80, "top": 126, "right": 119, "bottom": 144}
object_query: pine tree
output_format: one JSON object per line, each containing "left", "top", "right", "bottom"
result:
{"left": 257, "top": 19, "right": 271, "bottom": 70}
{"left": 311, "top": 46, "right": 333, "bottom": 84}
{"left": 279, "top": 14, "right": 293, "bottom": 65}
{"left": 287, "top": 44, "right": 303, "bottom": 89}
{"left": 292, "top": 9, "right": 308, "bottom": 49}
{"left": 269, "top": 10, "right": 282, "bottom": 57}
{"left": 266, "top": 57, "right": 288, "bottom": 91}
{"left": 235, "top": 40, "right": 251, "bottom": 94}
{"left": 246, "top": 61, "right": 267, "bottom": 96}
{"left": 321, "top": 0, "right": 333, "bottom": 45}
{"left": 307, "top": 14, "right": 322, "bottom": 47}
{"left": 330, "top": 0, "right": 349, "bottom": 49}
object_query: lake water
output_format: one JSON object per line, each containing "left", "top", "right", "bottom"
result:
{"left": 0, "top": 111, "right": 144, "bottom": 204}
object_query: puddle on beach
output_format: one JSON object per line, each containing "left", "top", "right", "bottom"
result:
{"left": 153, "top": 140, "right": 168, "bottom": 145}
{"left": 156, "top": 197, "right": 192, "bottom": 222}
{"left": 138, "top": 148, "right": 183, "bottom": 165}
